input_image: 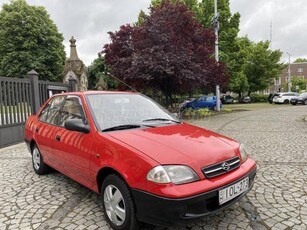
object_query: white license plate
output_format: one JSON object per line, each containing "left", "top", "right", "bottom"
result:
{"left": 219, "top": 177, "right": 249, "bottom": 205}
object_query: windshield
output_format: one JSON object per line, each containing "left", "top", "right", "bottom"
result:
{"left": 86, "top": 93, "right": 179, "bottom": 131}
{"left": 299, "top": 92, "right": 307, "bottom": 97}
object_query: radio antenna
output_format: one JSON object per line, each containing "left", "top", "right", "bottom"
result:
{"left": 105, "top": 72, "right": 138, "bottom": 92}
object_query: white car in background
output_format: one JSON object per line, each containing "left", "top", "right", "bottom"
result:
{"left": 273, "top": 92, "right": 299, "bottom": 104}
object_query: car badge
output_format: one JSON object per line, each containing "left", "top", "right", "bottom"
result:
{"left": 221, "top": 162, "right": 230, "bottom": 171}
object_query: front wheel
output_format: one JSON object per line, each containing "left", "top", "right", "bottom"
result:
{"left": 32, "top": 145, "right": 51, "bottom": 175}
{"left": 102, "top": 174, "right": 138, "bottom": 230}
{"left": 304, "top": 100, "right": 307, "bottom": 105}
{"left": 284, "top": 99, "right": 289, "bottom": 104}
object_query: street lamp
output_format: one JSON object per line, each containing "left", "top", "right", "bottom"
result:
{"left": 213, "top": 0, "right": 220, "bottom": 111}
{"left": 286, "top": 52, "right": 291, "bottom": 92}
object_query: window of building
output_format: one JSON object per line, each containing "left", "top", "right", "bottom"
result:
{"left": 298, "top": 67, "right": 303, "bottom": 73}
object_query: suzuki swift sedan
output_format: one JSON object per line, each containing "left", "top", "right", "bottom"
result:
{"left": 24, "top": 91, "right": 257, "bottom": 230}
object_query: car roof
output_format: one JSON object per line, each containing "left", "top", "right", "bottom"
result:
{"left": 53, "top": 90, "right": 137, "bottom": 96}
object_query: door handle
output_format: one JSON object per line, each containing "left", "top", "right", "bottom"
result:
{"left": 55, "top": 135, "right": 61, "bottom": 141}
{"left": 35, "top": 127, "right": 39, "bottom": 133}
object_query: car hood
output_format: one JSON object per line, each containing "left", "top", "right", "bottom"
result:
{"left": 107, "top": 123, "right": 240, "bottom": 169}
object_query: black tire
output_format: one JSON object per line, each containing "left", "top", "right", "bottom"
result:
{"left": 304, "top": 100, "right": 307, "bottom": 105}
{"left": 32, "top": 145, "right": 51, "bottom": 175}
{"left": 284, "top": 99, "right": 289, "bottom": 104}
{"left": 291, "top": 102, "right": 297, "bottom": 105}
{"left": 101, "top": 174, "right": 138, "bottom": 230}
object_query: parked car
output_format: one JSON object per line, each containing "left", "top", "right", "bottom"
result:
{"left": 290, "top": 92, "right": 307, "bottom": 105}
{"left": 24, "top": 91, "right": 256, "bottom": 229}
{"left": 268, "top": 93, "right": 279, "bottom": 104}
{"left": 221, "top": 95, "right": 234, "bottom": 104}
{"left": 179, "top": 97, "right": 195, "bottom": 111}
{"left": 181, "top": 95, "right": 222, "bottom": 110}
{"left": 240, "top": 96, "right": 251, "bottom": 103}
{"left": 272, "top": 92, "right": 299, "bottom": 104}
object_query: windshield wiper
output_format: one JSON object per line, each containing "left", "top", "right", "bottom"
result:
{"left": 102, "top": 124, "right": 141, "bottom": 132}
{"left": 142, "top": 118, "right": 181, "bottom": 123}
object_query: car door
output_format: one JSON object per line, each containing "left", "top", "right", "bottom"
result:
{"left": 34, "top": 95, "right": 66, "bottom": 163}
{"left": 196, "top": 96, "right": 207, "bottom": 108}
{"left": 52, "top": 95, "right": 94, "bottom": 188}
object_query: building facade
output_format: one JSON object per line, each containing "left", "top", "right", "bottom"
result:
{"left": 272, "top": 62, "right": 307, "bottom": 93}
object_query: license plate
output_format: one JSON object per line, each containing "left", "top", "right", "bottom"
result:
{"left": 219, "top": 177, "right": 249, "bottom": 205}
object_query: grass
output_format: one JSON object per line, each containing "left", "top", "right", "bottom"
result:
{"left": 221, "top": 102, "right": 288, "bottom": 112}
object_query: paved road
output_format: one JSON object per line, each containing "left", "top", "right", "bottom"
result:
{"left": 0, "top": 105, "right": 306, "bottom": 230}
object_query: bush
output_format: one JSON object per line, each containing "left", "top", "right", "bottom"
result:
{"left": 249, "top": 94, "right": 268, "bottom": 103}
{"left": 181, "top": 108, "right": 211, "bottom": 119}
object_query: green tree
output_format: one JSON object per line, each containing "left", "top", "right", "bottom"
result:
{"left": 291, "top": 76, "right": 307, "bottom": 92}
{"left": 294, "top": 58, "right": 307, "bottom": 63}
{"left": 245, "top": 41, "right": 283, "bottom": 95}
{"left": 87, "top": 55, "right": 117, "bottom": 90}
{"left": 0, "top": 0, "right": 65, "bottom": 80}
{"left": 227, "top": 36, "right": 250, "bottom": 97}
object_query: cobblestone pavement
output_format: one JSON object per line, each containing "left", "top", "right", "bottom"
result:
{"left": 0, "top": 105, "right": 306, "bottom": 230}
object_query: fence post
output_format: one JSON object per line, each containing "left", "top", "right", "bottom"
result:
{"left": 28, "top": 70, "right": 40, "bottom": 115}
{"left": 68, "top": 77, "right": 77, "bottom": 92}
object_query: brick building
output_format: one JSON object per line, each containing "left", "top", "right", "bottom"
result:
{"left": 271, "top": 62, "right": 307, "bottom": 93}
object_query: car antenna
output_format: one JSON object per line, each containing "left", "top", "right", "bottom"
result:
{"left": 105, "top": 71, "right": 138, "bottom": 93}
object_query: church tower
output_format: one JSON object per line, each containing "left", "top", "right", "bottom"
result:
{"left": 62, "top": 36, "right": 88, "bottom": 91}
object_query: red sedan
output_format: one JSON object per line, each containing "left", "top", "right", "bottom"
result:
{"left": 24, "top": 91, "right": 257, "bottom": 230}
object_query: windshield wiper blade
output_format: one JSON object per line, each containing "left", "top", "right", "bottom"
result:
{"left": 102, "top": 124, "right": 141, "bottom": 132}
{"left": 142, "top": 118, "right": 181, "bottom": 123}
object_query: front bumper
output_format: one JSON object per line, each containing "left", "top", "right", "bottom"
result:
{"left": 131, "top": 167, "right": 256, "bottom": 226}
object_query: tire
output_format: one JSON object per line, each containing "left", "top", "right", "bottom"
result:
{"left": 291, "top": 102, "right": 297, "bottom": 105}
{"left": 304, "top": 100, "right": 307, "bottom": 105}
{"left": 284, "top": 99, "right": 289, "bottom": 104}
{"left": 102, "top": 174, "right": 138, "bottom": 230}
{"left": 32, "top": 145, "right": 51, "bottom": 175}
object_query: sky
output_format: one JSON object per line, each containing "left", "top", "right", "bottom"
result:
{"left": 0, "top": 0, "right": 307, "bottom": 66}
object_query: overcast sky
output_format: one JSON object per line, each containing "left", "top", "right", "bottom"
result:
{"left": 0, "top": 0, "right": 306, "bottom": 66}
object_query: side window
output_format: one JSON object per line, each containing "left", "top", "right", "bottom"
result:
{"left": 38, "top": 96, "right": 65, "bottom": 125}
{"left": 60, "top": 97, "right": 86, "bottom": 127}
{"left": 38, "top": 102, "right": 51, "bottom": 123}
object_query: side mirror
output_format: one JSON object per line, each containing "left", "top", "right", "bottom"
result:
{"left": 65, "top": 119, "right": 90, "bottom": 134}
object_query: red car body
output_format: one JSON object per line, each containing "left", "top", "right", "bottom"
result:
{"left": 24, "top": 91, "right": 256, "bottom": 229}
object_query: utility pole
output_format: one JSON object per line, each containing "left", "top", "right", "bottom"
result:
{"left": 213, "top": 0, "right": 220, "bottom": 111}
{"left": 286, "top": 52, "right": 291, "bottom": 92}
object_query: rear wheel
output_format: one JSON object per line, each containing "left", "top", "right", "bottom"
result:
{"left": 101, "top": 174, "right": 138, "bottom": 230}
{"left": 32, "top": 145, "right": 51, "bottom": 175}
{"left": 304, "top": 100, "right": 307, "bottom": 105}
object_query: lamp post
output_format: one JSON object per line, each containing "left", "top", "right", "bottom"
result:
{"left": 286, "top": 52, "right": 291, "bottom": 92}
{"left": 213, "top": 0, "right": 220, "bottom": 111}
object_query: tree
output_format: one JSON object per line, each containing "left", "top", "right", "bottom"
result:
{"left": 291, "top": 76, "right": 307, "bottom": 92}
{"left": 245, "top": 41, "right": 283, "bottom": 95}
{"left": 87, "top": 55, "right": 117, "bottom": 90}
{"left": 0, "top": 0, "right": 65, "bottom": 80}
{"left": 104, "top": 1, "right": 228, "bottom": 105}
{"left": 294, "top": 58, "right": 307, "bottom": 63}
{"left": 145, "top": 0, "right": 242, "bottom": 94}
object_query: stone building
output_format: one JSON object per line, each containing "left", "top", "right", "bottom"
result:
{"left": 62, "top": 36, "right": 88, "bottom": 91}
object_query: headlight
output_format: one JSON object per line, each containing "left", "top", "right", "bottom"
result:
{"left": 239, "top": 144, "right": 248, "bottom": 163}
{"left": 147, "top": 165, "right": 199, "bottom": 185}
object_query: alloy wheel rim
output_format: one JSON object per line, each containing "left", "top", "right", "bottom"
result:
{"left": 104, "top": 185, "right": 126, "bottom": 226}
{"left": 33, "top": 148, "right": 40, "bottom": 170}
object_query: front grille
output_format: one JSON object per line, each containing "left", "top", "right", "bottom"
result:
{"left": 202, "top": 156, "right": 240, "bottom": 178}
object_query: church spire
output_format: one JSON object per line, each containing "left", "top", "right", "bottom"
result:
{"left": 69, "top": 36, "right": 80, "bottom": 60}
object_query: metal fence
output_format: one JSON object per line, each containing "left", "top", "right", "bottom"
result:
{"left": 0, "top": 70, "right": 75, "bottom": 148}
